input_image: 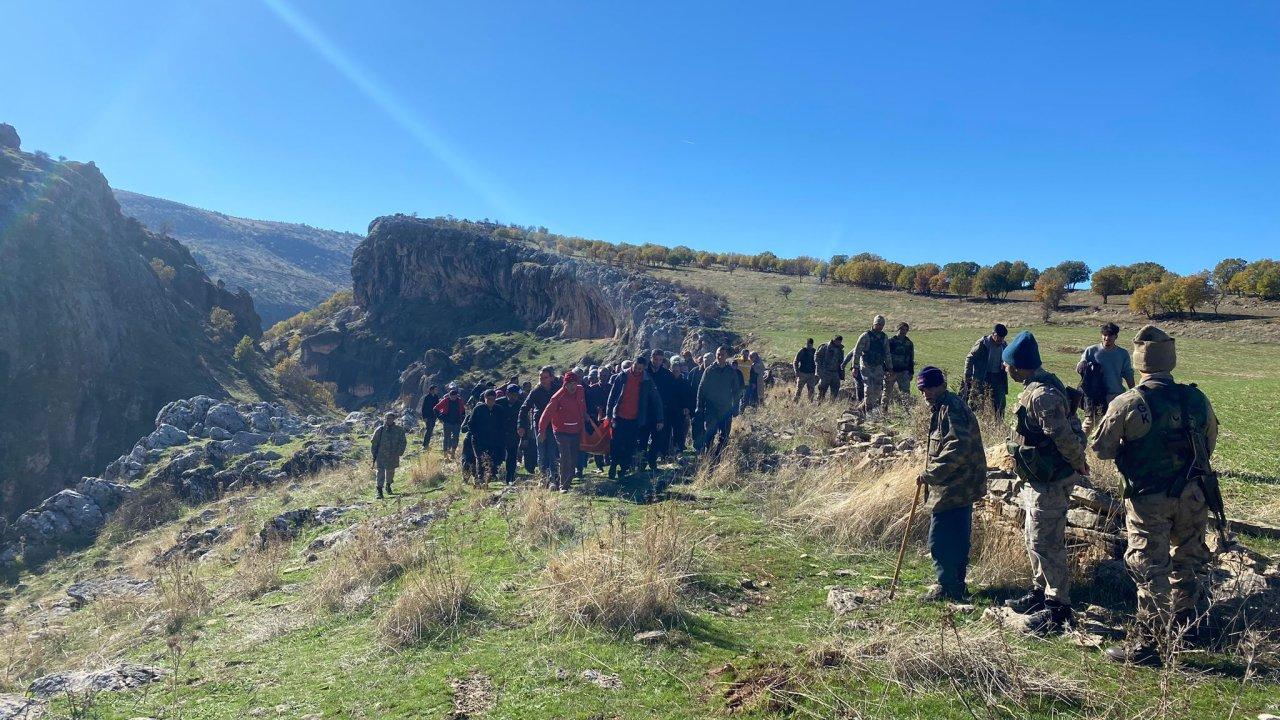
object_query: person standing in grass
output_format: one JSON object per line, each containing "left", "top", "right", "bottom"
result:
{"left": 496, "top": 384, "right": 523, "bottom": 485}
{"left": 606, "top": 357, "right": 664, "bottom": 479}
{"left": 433, "top": 386, "right": 467, "bottom": 459}
{"left": 539, "top": 371, "right": 593, "bottom": 492}
{"left": 886, "top": 323, "right": 915, "bottom": 407}
{"left": 815, "top": 335, "right": 845, "bottom": 403}
{"left": 371, "top": 412, "right": 407, "bottom": 499}
{"left": 1076, "top": 322, "right": 1135, "bottom": 436}
{"left": 851, "top": 314, "right": 892, "bottom": 413}
{"left": 1092, "top": 325, "right": 1219, "bottom": 667}
{"left": 964, "top": 323, "right": 1009, "bottom": 418}
{"left": 418, "top": 383, "right": 440, "bottom": 450}
{"left": 794, "top": 338, "right": 818, "bottom": 402}
{"left": 1001, "top": 331, "right": 1089, "bottom": 636}
{"left": 695, "top": 346, "right": 744, "bottom": 461}
{"left": 915, "top": 366, "right": 986, "bottom": 602}
{"left": 519, "top": 366, "right": 562, "bottom": 480}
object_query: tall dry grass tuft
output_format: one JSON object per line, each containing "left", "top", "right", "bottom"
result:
{"left": 512, "top": 484, "right": 576, "bottom": 546}
{"left": 314, "top": 526, "right": 421, "bottom": 614}
{"left": 228, "top": 540, "right": 288, "bottom": 600}
{"left": 154, "top": 556, "right": 212, "bottom": 634}
{"left": 0, "top": 624, "right": 69, "bottom": 692}
{"left": 406, "top": 451, "right": 448, "bottom": 491}
{"left": 840, "top": 624, "right": 1095, "bottom": 711}
{"left": 784, "top": 460, "right": 930, "bottom": 549}
{"left": 542, "top": 503, "right": 708, "bottom": 631}
{"left": 378, "top": 543, "right": 478, "bottom": 648}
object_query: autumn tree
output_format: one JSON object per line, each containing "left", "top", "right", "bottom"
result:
{"left": 1090, "top": 266, "right": 1127, "bottom": 304}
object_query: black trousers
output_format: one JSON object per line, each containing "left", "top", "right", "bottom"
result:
{"left": 421, "top": 418, "right": 437, "bottom": 448}
{"left": 504, "top": 440, "right": 519, "bottom": 484}
{"left": 610, "top": 418, "right": 639, "bottom": 473}
{"left": 667, "top": 413, "right": 688, "bottom": 453}
{"left": 638, "top": 422, "right": 661, "bottom": 470}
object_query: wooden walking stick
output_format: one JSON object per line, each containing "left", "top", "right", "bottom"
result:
{"left": 888, "top": 439, "right": 928, "bottom": 600}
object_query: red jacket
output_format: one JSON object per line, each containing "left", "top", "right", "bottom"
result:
{"left": 538, "top": 385, "right": 590, "bottom": 436}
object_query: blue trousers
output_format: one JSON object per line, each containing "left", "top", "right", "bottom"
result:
{"left": 699, "top": 412, "right": 733, "bottom": 460}
{"left": 928, "top": 504, "right": 973, "bottom": 595}
{"left": 536, "top": 431, "right": 559, "bottom": 477}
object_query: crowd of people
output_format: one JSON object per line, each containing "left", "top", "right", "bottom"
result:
{"left": 369, "top": 316, "right": 1222, "bottom": 668}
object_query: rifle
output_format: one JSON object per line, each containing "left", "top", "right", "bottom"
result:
{"left": 1181, "top": 387, "right": 1229, "bottom": 544}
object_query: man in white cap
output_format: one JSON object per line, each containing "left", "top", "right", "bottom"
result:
{"left": 1092, "top": 325, "right": 1219, "bottom": 667}
{"left": 851, "top": 315, "right": 892, "bottom": 413}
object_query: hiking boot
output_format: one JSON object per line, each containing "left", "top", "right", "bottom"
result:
{"left": 1103, "top": 641, "right": 1163, "bottom": 667}
{"left": 1024, "top": 600, "right": 1073, "bottom": 636}
{"left": 920, "top": 584, "right": 969, "bottom": 603}
{"left": 376, "top": 489, "right": 385, "bottom": 500}
{"left": 608, "top": 466, "right": 617, "bottom": 479}
{"left": 1003, "top": 587, "right": 1046, "bottom": 615}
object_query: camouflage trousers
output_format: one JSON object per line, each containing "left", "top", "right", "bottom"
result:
{"left": 1082, "top": 392, "right": 1120, "bottom": 437}
{"left": 884, "top": 370, "right": 912, "bottom": 407}
{"left": 860, "top": 366, "right": 885, "bottom": 412}
{"left": 1124, "top": 482, "right": 1210, "bottom": 624}
{"left": 1020, "top": 476, "right": 1076, "bottom": 604}
{"left": 817, "top": 371, "right": 841, "bottom": 402}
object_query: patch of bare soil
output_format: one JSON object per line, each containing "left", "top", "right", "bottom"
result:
{"left": 711, "top": 662, "right": 797, "bottom": 715}
{"left": 450, "top": 670, "right": 495, "bottom": 718}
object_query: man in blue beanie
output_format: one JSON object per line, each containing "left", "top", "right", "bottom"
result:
{"left": 1001, "top": 331, "right": 1089, "bottom": 635}
{"left": 914, "top": 366, "right": 986, "bottom": 602}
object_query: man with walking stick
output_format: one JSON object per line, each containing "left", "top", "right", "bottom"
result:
{"left": 911, "top": 366, "right": 987, "bottom": 602}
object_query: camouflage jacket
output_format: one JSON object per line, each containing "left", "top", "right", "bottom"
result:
{"left": 1011, "top": 369, "right": 1088, "bottom": 478}
{"left": 371, "top": 423, "right": 407, "bottom": 469}
{"left": 921, "top": 391, "right": 988, "bottom": 513}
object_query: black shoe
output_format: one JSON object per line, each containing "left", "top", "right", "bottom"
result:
{"left": 1104, "top": 642, "right": 1163, "bottom": 667}
{"left": 385, "top": 485, "right": 393, "bottom": 495}
{"left": 377, "top": 489, "right": 385, "bottom": 500}
{"left": 1024, "top": 600, "right": 1073, "bottom": 636}
{"left": 1004, "top": 588, "right": 1046, "bottom": 614}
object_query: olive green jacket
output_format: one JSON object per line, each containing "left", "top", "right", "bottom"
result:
{"left": 921, "top": 391, "right": 988, "bottom": 513}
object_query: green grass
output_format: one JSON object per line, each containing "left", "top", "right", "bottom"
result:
{"left": 659, "top": 266, "right": 1280, "bottom": 521}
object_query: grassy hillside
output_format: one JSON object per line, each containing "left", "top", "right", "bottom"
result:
{"left": 5, "top": 402, "right": 1278, "bottom": 719}
{"left": 656, "top": 267, "right": 1280, "bottom": 521}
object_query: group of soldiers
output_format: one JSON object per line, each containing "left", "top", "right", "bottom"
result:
{"left": 916, "top": 321, "right": 1219, "bottom": 666}
{"left": 373, "top": 314, "right": 1221, "bottom": 667}
{"left": 795, "top": 314, "right": 916, "bottom": 412}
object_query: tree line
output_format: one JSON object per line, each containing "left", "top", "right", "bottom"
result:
{"left": 425, "top": 216, "right": 1279, "bottom": 319}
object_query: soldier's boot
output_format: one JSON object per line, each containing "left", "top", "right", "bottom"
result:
{"left": 1003, "top": 587, "right": 1045, "bottom": 614}
{"left": 1103, "top": 641, "right": 1163, "bottom": 667}
{"left": 1024, "top": 600, "right": 1073, "bottom": 636}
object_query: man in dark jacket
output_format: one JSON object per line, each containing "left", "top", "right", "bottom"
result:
{"left": 494, "top": 384, "right": 523, "bottom": 484}
{"left": 794, "top": 339, "right": 818, "bottom": 403}
{"left": 887, "top": 323, "right": 915, "bottom": 408}
{"left": 668, "top": 357, "right": 696, "bottom": 454}
{"left": 465, "top": 390, "right": 504, "bottom": 484}
{"left": 964, "top": 323, "right": 1009, "bottom": 418}
{"left": 915, "top": 367, "right": 986, "bottom": 601}
{"left": 644, "top": 349, "right": 677, "bottom": 470}
{"left": 584, "top": 369, "right": 609, "bottom": 471}
{"left": 371, "top": 412, "right": 408, "bottom": 499}
{"left": 815, "top": 336, "right": 845, "bottom": 403}
{"left": 519, "top": 366, "right": 561, "bottom": 479}
{"left": 606, "top": 356, "right": 664, "bottom": 478}
{"left": 418, "top": 383, "right": 441, "bottom": 450}
{"left": 695, "top": 346, "right": 744, "bottom": 460}
{"left": 434, "top": 387, "right": 467, "bottom": 459}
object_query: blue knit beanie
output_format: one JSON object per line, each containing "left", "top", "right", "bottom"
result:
{"left": 1001, "top": 331, "right": 1041, "bottom": 370}
{"left": 915, "top": 366, "right": 945, "bottom": 390}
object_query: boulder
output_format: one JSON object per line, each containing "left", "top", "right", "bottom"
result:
{"left": 143, "top": 423, "right": 189, "bottom": 450}
{"left": 259, "top": 508, "right": 316, "bottom": 544}
{"left": 204, "top": 403, "right": 248, "bottom": 432}
{"left": 0, "top": 695, "right": 44, "bottom": 720}
{"left": 74, "top": 477, "right": 132, "bottom": 512}
{"left": 29, "top": 663, "right": 165, "bottom": 699}
{"left": 280, "top": 442, "right": 345, "bottom": 478}
{"left": 224, "top": 431, "right": 268, "bottom": 454}
{"left": 0, "top": 123, "right": 20, "bottom": 149}
{"left": 65, "top": 576, "right": 154, "bottom": 608}
{"left": 206, "top": 426, "right": 232, "bottom": 441}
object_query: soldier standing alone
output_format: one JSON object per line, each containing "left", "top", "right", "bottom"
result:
{"left": 886, "top": 322, "right": 915, "bottom": 407}
{"left": 371, "top": 412, "right": 408, "bottom": 499}
{"left": 1092, "top": 325, "right": 1219, "bottom": 667}
{"left": 1001, "top": 331, "right": 1089, "bottom": 635}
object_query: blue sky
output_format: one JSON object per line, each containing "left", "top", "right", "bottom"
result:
{"left": 5, "top": 1, "right": 1277, "bottom": 273}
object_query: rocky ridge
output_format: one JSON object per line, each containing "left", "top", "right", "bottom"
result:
{"left": 0, "top": 123, "right": 263, "bottom": 518}
{"left": 278, "top": 216, "right": 736, "bottom": 408}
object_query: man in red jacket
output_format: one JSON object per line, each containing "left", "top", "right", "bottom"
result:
{"left": 538, "top": 371, "right": 594, "bottom": 492}
{"left": 433, "top": 386, "right": 467, "bottom": 459}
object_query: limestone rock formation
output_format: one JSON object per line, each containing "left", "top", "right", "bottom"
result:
{"left": 290, "top": 216, "right": 735, "bottom": 407}
{"left": 0, "top": 127, "right": 262, "bottom": 518}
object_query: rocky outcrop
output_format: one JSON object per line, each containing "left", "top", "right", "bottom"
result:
{"left": 0, "top": 126, "right": 262, "bottom": 518}
{"left": 292, "top": 216, "right": 734, "bottom": 407}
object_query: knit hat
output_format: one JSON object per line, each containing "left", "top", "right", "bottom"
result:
{"left": 915, "top": 366, "right": 945, "bottom": 390}
{"left": 1133, "top": 325, "right": 1176, "bottom": 373}
{"left": 563, "top": 370, "right": 581, "bottom": 384}
{"left": 506, "top": 383, "right": 521, "bottom": 394}
{"left": 873, "top": 314, "right": 886, "bottom": 326}
{"left": 994, "top": 323, "right": 1008, "bottom": 338}
{"left": 1001, "top": 331, "right": 1041, "bottom": 370}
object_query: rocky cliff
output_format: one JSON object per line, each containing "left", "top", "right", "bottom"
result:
{"left": 0, "top": 124, "right": 262, "bottom": 518}
{"left": 115, "top": 190, "right": 362, "bottom": 325}
{"left": 288, "top": 216, "right": 734, "bottom": 407}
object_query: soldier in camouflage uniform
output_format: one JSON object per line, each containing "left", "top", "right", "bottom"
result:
{"left": 851, "top": 315, "right": 892, "bottom": 413}
{"left": 371, "top": 412, "right": 408, "bottom": 499}
{"left": 886, "top": 322, "right": 915, "bottom": 408}
{"left": 1000, "top": 331, "right": 1089, "bottom": 634}
{"left": 915, "top": 366, "right": 987, "bottom": 601}
{"left": 1092, "top": 325, "right": 1218, "bottom": 666}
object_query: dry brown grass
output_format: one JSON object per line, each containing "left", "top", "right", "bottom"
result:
{"left": 511, "top": 485, "right": 576, "bottom": 546}
{"left": 314, "top": 526, "right": 421, "bottom": 614}
{"left": 839, "top": 624, "right": 1095, "bottom": 711}
{"left": 541, "top": 504, "right": 709, "bottom": 631}
{"left": 378, "top": 544, "right": 478, "bottom": 648}
{"left": 0, "top": 624, "right": 69, "bottom": 692}
{"left": 406, "top": 451, "right": 448, "bottom": 491}
{"left": 228, "top": 540, "right": 288, "bottom": 600}
{"left": 154, "top": 556, "right": 212, "bottom": 634}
